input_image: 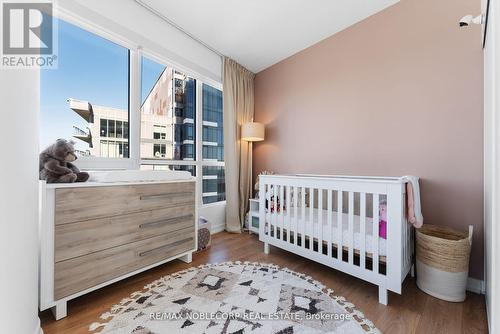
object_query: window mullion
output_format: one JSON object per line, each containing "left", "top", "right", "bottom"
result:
{"left": 196, "top": 80, "right": 203, "bottom": 205}
{"left": 129, "top": 48, "right": 141, "bottom": 169}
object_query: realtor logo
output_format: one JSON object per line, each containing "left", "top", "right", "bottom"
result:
{"left": 1, "top": 1, "right": 57, "bottom": 68}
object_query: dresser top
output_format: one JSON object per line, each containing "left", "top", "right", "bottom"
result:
{"left": 40, "top": 178, "right": 196, "bottom": 189}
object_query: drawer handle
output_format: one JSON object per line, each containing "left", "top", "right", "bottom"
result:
{"left": 140, "top": 191, "right": 193, "bottom": 200}
{"left": 139, "top": 215, "right": 193, "bottom": 229}
{"left": 139, "top": 238, "right": 193, "bottom": 257}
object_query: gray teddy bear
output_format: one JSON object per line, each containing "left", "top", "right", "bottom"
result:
{"left": 39, "top": 139, "right": 89, "bottom": 183}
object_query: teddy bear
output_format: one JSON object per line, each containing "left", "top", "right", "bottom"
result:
{"left": 39, "top": 139, "right": 89, "bottom": 183}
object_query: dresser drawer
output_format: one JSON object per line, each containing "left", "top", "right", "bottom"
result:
{"left": 54, "top": 227, "right": 195, "bottom": 299}
{"left": 55, "top": 182, "right": 195, "bottom": 225}
{"left": 54, "top": 204, "right": 195, "bottom": 262}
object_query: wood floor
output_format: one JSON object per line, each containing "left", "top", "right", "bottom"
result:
{"left": 40, "top": 232, "right": 488, "bottom": 334}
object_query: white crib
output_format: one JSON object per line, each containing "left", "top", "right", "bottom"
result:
{"left": 258, "top": 174, "right": 414, "bottom": 305}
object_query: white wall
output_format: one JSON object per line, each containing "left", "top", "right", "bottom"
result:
{"left": 57, "top": 0, "right": 222, "bottom": 83}
{"left": 0, "top": 70, "right": 41, "bottom": 333}
{"left": 484, "top": 0, "right": 500, "bottom": 331}
{"left": 199, "top": 203, "right": 226, "bottom": 234}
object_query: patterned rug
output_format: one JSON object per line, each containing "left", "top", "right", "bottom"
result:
{"left": 90, "top": 262, "right": 379, "bottom": 334}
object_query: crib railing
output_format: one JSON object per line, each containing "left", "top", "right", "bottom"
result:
{"left": 259, "top": 174, "right": 413, "bottom": 296}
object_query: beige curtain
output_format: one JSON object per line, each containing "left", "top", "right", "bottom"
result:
{"left": 223, "top": 58, "right": 255, "bottom": 233}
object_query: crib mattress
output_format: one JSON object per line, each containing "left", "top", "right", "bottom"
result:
{"left": 265, "top": 208, "right": 387, "bottom": 257}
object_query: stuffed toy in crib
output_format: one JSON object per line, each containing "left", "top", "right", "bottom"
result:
{"left": 379, "top": 199, "right": 387, "bottom": 239}
{"left": 265, "top": 185, "right": 284, "bottom": 212}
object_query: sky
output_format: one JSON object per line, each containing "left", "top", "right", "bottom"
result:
{"left": 40, "top": 17, "right": 165, "bottom": 152}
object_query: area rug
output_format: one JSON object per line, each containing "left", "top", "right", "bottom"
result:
{"left": 89, "top": 261, "right": 379, "bottom": 334}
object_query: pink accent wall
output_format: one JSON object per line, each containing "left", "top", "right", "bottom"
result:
{"left": 254, "top": 0, "right": 484, "bottom": 278}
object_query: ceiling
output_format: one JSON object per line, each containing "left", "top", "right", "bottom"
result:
{"left": 137, "top": 0, "right": 399, "bottom": 73}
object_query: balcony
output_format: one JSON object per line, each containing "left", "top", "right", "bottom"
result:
{"left": 68, "top": 98, "right": 94, "bottom": 123}
{"left": 73, "top": 126, "right": 92, "bottom": 147}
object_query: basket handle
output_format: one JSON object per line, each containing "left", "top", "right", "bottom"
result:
{"left": 468, "top": 225, "right": 474, "bottom": 244}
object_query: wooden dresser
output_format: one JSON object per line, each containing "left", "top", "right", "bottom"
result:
{"left": 39, "top": 179, "right": 196, "bottom": 320}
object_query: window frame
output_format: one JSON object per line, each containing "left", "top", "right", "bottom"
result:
{"left": 51, "top": 10, "right": 139, "bottom": 170}
{"left": 140, "top": 52, "right": 224, "bottom": 206}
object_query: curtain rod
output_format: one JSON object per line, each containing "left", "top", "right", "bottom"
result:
{"left": 134, "top": 0, "right": 225, "bottom": 58}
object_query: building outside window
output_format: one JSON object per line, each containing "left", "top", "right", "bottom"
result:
{"left": 202, "top": 84, "right": 224, "bottom": 161}
{"left": 68, "top": 100, "right": 130, "bottom": 157}
{"left": 202, "top": 166, "right": 226, "bottom": 204}
{"left": 202, "top": 84, "right": 225, "bottom": 204}
{"left": 141, "top": 56, "right": 225, "bottom": 204}
{"left": 140, "top": 58, "right": 196, "bottom": 162}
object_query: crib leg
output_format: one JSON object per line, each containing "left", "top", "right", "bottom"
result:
{"left": 378, "top": 286, "right": 388, "bottom": 305}
{"left": 410, "top": 264, "right": 415, "bottom": 278}
{"left": 264, "top": 242, "right": 270, "bottom": 254}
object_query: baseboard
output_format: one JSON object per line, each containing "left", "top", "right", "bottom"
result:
{"left": 210, "top": 223, "right": 225, "bottom": 234}
{"left": 486, "top": 296, "right": 491, "bottom": 334}
{"left": 466, "top": 277, "right": 485, "bottom": 294}
{"left": 34, "top": 318, "right": 43, "bottom": 334}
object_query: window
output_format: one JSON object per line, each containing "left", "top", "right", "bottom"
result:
{"left": 40, "top": 16, "right": 225, "bottom": 204}
{"left": 202, "top": 166, "right": 226, "bottom": 204}
{"left": 99, "top": 140, "right": 129, "bottom": 158}
{"left": 140, "top": 56, "right": 196, "bottom": 161}
{"left": 153, "top": 124, "right": 167, "bottom": 140}
{"left": 40, "top": 17, "right": 130, "bottom": 158}
{"left": 116, "top": 121, "right": 123, "bottom": 138}
{"left": 202, "top": 84, "right": 225, "bottom": 204}
{"left": 140, "top": 58, "right": 224, "bottom": 204}
{"left": 100, "top": 119, "right": 107, "bottom": 137}
{"left": 202, "top": 84, "right": 224, "bottom": 161}
{"left": 153, "top": 144, "right": 166, "bottom": 158}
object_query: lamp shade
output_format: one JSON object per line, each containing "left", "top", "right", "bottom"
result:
{"left": 241, "top": 122, "right": 265, "bottom": 142}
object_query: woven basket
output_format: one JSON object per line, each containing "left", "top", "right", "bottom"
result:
{"left": 416, "top": 224, "right": 472, "bottom": 302}
{"left": 196, "top": 216, "right": 211, "bottom": 252}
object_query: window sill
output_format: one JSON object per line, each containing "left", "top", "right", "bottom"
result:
{"left": 201, "top": 200, "right": 226, "bottom": 208}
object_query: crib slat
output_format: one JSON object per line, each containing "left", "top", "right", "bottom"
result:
{"left": 327, "top": 190, "right": 333, "bottom": 258}
{"left": 293, "top": 186, "right": 298, "bottom": 246}
{"left": 348, "top": 191, "right": 354, "bottom": 264}
{"left": 309, "top": 187, "right": 314, "bottom": 251}
{"left": 406, "top": 223, "right": 409, "bottom": 269}
{"left": 272, "top": 184, "right": 278, "bottom": 239}
{"left": 318, "top": 189, "right": 323, "bottom": 255}
{"left": 403, "top": 207, "right": 412, "bottom": 265}
{"left": 373, "top": 193, "right": 380, "bottom": 274}
{"left": 405, "top": 222, "right": 408, "bottom": 267}
{"left": 301, "top": 186, "right": 306, "bottom": 249}
{"left": 360, "top": 192, "right": 366, "bottom": 269}
{"left": 286, "top": 185, "right": 291, "bottom": 243}
{"left": 268, "top": 184, "right": 271, "bottom": 237}
{"left": 337, "top": 191, "right": 343, "bottom": 261}
{"left": 403, "top": 204, "right": 407, "bottom": 266}
{"left": 265, "top": 183, "right": 269, "bottom": 236}
{"left": 279, "top": 184, "right": 284, "bottom": 240}
{"left": 270, "top": 184, "right": 273, "bottom": 238}
{"left": 270, "top": 185, "right": 275, "bottom": 238}
{"left": 407, "top": 220, "right": 412, "bottom": 268}
{"left": 409, "top": 222, "right": 412, "bottom": 265}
